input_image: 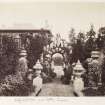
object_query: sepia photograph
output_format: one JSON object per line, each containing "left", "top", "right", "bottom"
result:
{"left": 0, "top": 0, "right": 105, "bottom": 99}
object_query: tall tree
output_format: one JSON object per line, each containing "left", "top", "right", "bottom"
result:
{"left": 96, "top": 27, "right": 105, "bottom": 50}
{"left": 71, "top": 39, "right": 85, "bottom": 63}
{"left": 68, "top": 28, "right": 76, "bottom": 45}
{"left": 84, "top": 25, "right": 96, "bottom": 58}
{"left": 77, "top": 32, "right": 85, "bottom": 44}
{"left": 86, "top": 24, "right": 96, "bottom": 38}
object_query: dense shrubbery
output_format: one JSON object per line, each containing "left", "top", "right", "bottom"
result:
{"left": 0, "top": 66, "right": 33, "bottom": 96}
{"left": 0, "top": 54, "right": 18, "bottom": 79}
{"left": 0, "top": 37, "right": 29, "bottom": 96}
{"left": 69, "top": 26, "right": 105, "bottom": 64}
{"left": 0, "top": 31, "right": 51, "bottom": 96}
{"left": 0, "top": 54, "right": 32, "bottom": 96}
{"left": 84, "top": 87, "right": 105, "bottom": 96}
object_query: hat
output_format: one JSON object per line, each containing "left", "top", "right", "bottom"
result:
{"left": 33, "top": 60, "right": 43, "bottom": 70}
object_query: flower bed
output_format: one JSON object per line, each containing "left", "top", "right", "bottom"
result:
{"left": 0, "top": 74, "right": 32, "bottom": 96}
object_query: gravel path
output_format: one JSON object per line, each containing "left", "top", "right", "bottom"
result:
{"left": 38, "top": 78, "right": 74, "bottom": 96}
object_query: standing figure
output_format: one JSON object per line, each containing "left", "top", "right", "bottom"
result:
{"left": 43, "top": 60, "right": 50, "bottom": 76}
{"left": 32, "top": 60, "right": 43, "bottom": 96}
{"left": 62, "top": 63, "right": 73, "bottom": 84}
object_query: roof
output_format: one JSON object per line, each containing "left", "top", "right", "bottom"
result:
{"left": 0, "top": 29, "right": 51, "bottom": 34}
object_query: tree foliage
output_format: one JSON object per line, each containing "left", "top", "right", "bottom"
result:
{"left": 68, "top": 28, "right": 76, "bottom": 45}
{"left": 68, "top": 25, "right": 98, "bottom": 63}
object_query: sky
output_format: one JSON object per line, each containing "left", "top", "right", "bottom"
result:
{"left": 0, "top": 1, "right": 105, "bottom": 41}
